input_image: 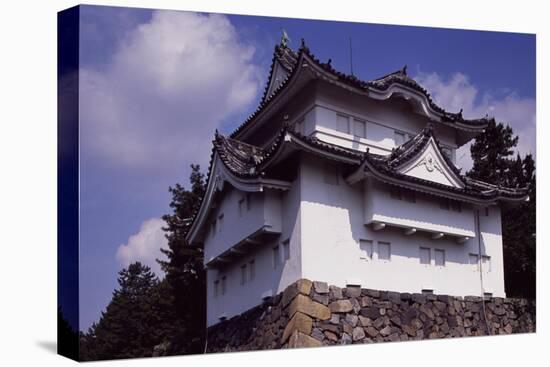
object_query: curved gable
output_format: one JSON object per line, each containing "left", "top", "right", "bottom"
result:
{"left": 397, "top": 137, "right": 464, "bottom": 188}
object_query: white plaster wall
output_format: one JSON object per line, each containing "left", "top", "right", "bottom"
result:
{"left": 206, "top": 180, "right": 302, "bottom": 326}
{"left": 299, "top": 154, "right": 505, "bottom": 298}
{"left": 305, "top": 82, "right": 458, "bottom": 158}
{"left": 203, "top": 187, "right": 282, "bottom": 263}
{"left": 364, "top": 179, "right": 475, "bottom": 238}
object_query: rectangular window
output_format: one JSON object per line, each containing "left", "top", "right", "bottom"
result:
{"left": 353, "top": 119, "right": 366, "bottom": 138}
{"left": 378, "top": 242, "right": 391, "bottom": 261}
{"left": 394, "top": 131, "right": 406, "bottom": 146}
{"left": 484, "top": 207, "right": 490, "bottom": 217}
{"left": 469, "top": 253, "right": 479, "bottom": 271}
{"left": 214, "top": 280, "right": 219, "bottom": 298}
{"left": 337, "top": 114, "right": 350, "bottom": 134}
{"left": 273, "top": 245, "right": 280, "bottom": 269}
{"left": 221, "top": 276, "right": 226, "bottom": 295}
{"left": 434, "top": 249, "right": 446, "bottom": 266}
{"left": 359, "top": 239, "right": 373, "bottom": 260}
{"left": 238, "top": 197, "right": 245, "bottom": 216}
{"left": 419, "top": 247, "right": 431, "bottom": 265}
{"left": 421, "top": 289, "right": 434, "bottom": 295}
{"left": 249, "top": 260, "right": 255, "bottom": 281}
{"left": 282, "top": 239, "right": 290, "bottom": 261}
{"left": 323, "top": 163, "right": 339, "bottom": 185}
{"left": 482, "top": 255, "right": 491, "bottom": 272}
{"left": 240, "top": 264, "right": 247, "bottom": 285}
{"left": 483, "top": 292, "right": 493, "bottom": 298}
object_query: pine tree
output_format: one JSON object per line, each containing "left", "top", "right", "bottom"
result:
{"left": 467, "top": 121, "right": 535, "bottom": 298}
{"left": 157, "top": 164, "right": 206, "bottom": 354}
{"left": 80, "top": 262, "right": 166, "bottom": 360}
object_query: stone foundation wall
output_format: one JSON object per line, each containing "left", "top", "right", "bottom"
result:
{"left": 206, "top": 279, "right": 535, "bottom": 352}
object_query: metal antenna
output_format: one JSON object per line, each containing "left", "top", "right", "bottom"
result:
{"left": 349, "top": 37, "right": 354, "bottom": 76}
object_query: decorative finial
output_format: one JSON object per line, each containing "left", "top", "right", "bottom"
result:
{"left": 327, "top": 58, "right": 332, "bottom": 66}
{"left": 402, "top": 65, "right": 408, "bottom": 75}
{"left": 300, "top": 38, "right": 306, "bottom": 48}
{"left": 458, "top": 108, "right": 463, "bottom": 117}
{"left": 280, "top": 28, "right": 290, "bottom": 47}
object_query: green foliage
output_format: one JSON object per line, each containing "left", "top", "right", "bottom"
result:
{"left": 158, "top": 164, "right": 206, "bottom": 354}
{"left": 467, "top": 120, "right": 536, "bottom": 298}
{"left": 79, "top": 262, "right": 173, "bottom": 360}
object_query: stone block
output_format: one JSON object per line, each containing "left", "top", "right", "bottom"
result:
{"left": 359, "top": 315, "right": 372, "bottom": 327}
{"left": 311, "top": 327, "right": 325, "bottom": 341}
{"left": 313, "top": 281, "right": 329, "bottom": 294}
{"left": 324, "top": 330, "right": 338, "bottom": 342}
{"left": 346, "top": 314, "right": 359, "bottom": 327}
{"left": 287, "top": 330, "right": 323, "bottom": 349}
{"left": 365, "top": 326, "right": 379, "bottom": 337}
{"left": 352, "top": 326, "right": 366, "bottom": 341}
{"left": 288, "top": 294, "right": 331, "bottom": 320}
{"left": 360, "top": 306, "right": 380, "bottom": 319}
{"left": 344, "top": 286, "right": 362, "bottom": 298}
{"left": 282, "top": 312, "right": 313, "bottom": 344}
{"left": 329, "top": 285, "right": 343, "bottom": 300}
{"left": 312, "top": 293, "right": 329, "bottom": 305}
{"left": 361, "top": 296, "right": 372, "bottom": 308}
{"left": 329, "top": 299, "right": 353, "bottom": 313}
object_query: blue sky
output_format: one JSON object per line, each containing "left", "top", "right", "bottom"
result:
{"left": 77, "top": 5, "right": 535, "bottom": 331}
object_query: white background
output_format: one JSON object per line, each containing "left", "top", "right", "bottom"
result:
{"left": 0, "top": 0, "right": 547, "bottom": 365}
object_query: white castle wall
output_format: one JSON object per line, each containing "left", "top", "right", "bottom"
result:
{"left": 299, "top": 155, "right": 505, "bottom": 298}
{"left": 206, "top": 183, "right": 303, "bottom": 326}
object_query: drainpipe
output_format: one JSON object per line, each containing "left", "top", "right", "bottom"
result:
{"left": 475, "top": 208, "right": 492, "bottom": 335}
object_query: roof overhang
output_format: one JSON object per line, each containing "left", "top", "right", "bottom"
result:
{"left": 185, "top": 154, "right": 291, "bottom": 244}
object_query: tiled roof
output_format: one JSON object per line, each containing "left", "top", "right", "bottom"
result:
{"left": 231, "top": 40, "right": 491, "bottom": 140}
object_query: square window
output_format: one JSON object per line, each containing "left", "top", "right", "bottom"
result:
{"left": 240, "top": 264, "right": 247, "bottom": 285}
{"left": 353, "top": 119, "right": 366, "bottom": 138}
{"left": 221, "top": 276, "right": 226, "bottom": 295}
{"left": 434, "top": 249, "right": 446, "bottom": 266}
{"left": 323, "top": 163, "right": 339, "bottom": 185}
{"left": 337, "top": 114, "right": 350, "bottom": 134}
{"left": 249, "top": 260, "right": 255, "bottom": 281}
{"left": 419, "top": 247, "right": 431, "bottom": 265}
{"left": 273, "top": 245, "right": 280, "bottom": 269}
{"left": 469, "top": 254, "right": 479, "bottom": 271}
{"left": 359, "top": 239, "right": 373, "bottom": 260}
{"left": 282, "top": 240, "right": 290, "bottom": 261}
{"left": 378, "top": 242, "right": 391, "bottom": 261}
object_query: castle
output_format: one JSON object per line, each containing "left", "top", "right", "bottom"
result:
{"left": 185, "top": 39, "right": 528, "bottom": 327}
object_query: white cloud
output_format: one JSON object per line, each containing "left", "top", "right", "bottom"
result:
{"left": 80, "top": 10, "right": 262, "bottom": 174}
{"left": 116, "top": 217, "right": 168, "bottom": 276}
{"left": 414, "top": 72, "right": 536, "bottom": 170}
